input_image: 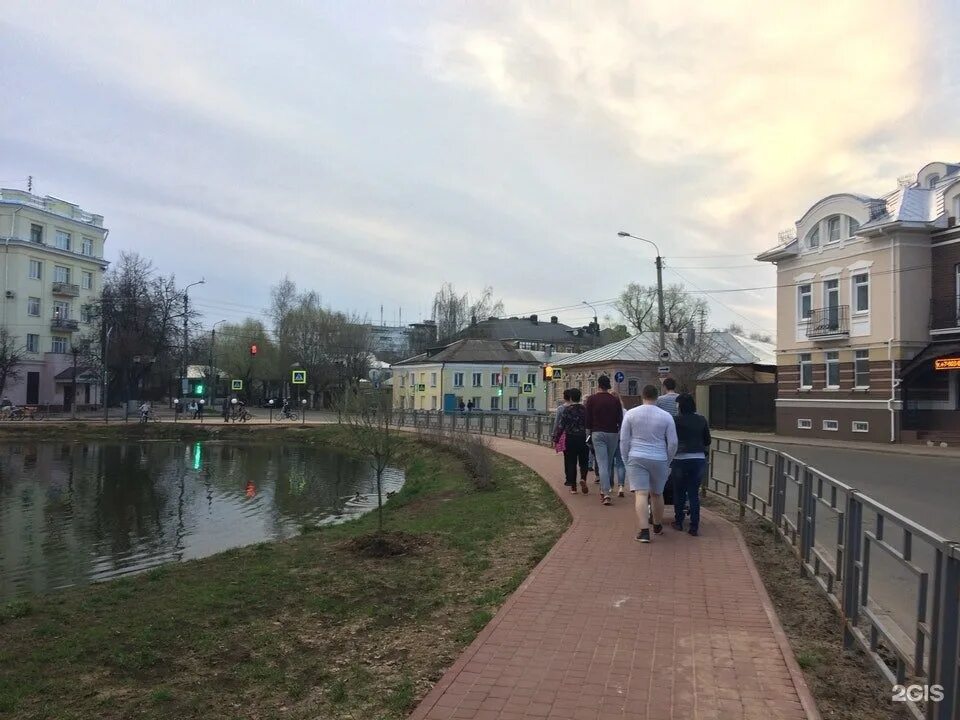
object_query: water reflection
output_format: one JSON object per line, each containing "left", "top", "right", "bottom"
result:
{"left": 0, "top": 442, "right": 404, "bottom": 601}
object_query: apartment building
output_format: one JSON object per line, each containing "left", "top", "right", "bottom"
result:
{"left": 757, "top": 161, "right": 960, "bottom": 442}
{"left": 0, "top": 189, "right": 109, "bottom": 408}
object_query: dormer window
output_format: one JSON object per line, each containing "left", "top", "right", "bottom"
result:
{"left": 827, "top": 216, "right": 841, "bottom": 243}
{"left": 805, "top": 226, "right": 820, "bottom": 249}
{"left": 848, "top": 217, "right": 860, "bottom": 236}
{"left": 927, "top": 174, "right": 940, "bottom": 189}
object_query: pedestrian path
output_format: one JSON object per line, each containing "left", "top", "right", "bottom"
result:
{"left": 410, "top": 436, "right": 819, "bottom": 720}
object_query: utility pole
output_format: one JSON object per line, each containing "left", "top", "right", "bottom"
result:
{"left": 180, "top": 279, "right": 205, "bottom": 403}
{"left": 618, "top": 232, "right": 666, "bottom": 353}
{"left": 208, "top": 320, "right": 226, "bottom": 409}
{"left": 582, "top": 301, "right": 599, "bottom": 348}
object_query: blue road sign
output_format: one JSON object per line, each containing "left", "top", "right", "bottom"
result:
{"left": 614, "top": 371, "right": 625, "bottom": 383}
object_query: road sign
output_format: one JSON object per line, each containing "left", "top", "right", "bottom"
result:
{"left": 552, "top": 367, "right": 564, "bottom": 380}
{"left": 614, "top": 371, "right": 625, "bottom": 383}
{"left": 522, "top": 383, "right": 533, "bottom": 394}
{"left": 658, "top": 365, "right": 670, "bottom": 378}
{"left": 659, "top": 349, "right": 670, "bottom": 362}
{"left": 231, "top": 379, "right": 243, "bottom": 391}
{"left": 292, "top": 370, "right": 307, "bottom": 385}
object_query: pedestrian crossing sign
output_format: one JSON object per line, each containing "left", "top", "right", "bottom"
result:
{"left": 522, "top": 383, "right": 534, "bottom": 394}
{"left": 292, "top": 370, "right": 307, "bottom": 385}
{"left": 231, "top": 380, "right": 243, "bottom": 391}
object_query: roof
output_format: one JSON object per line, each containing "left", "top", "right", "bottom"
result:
{"left": 186, "top": 364, "right": 228, "bottom": 379}
{"left": 53, "top": 366, "right": 99, "bottom": 381}
{"left": 456, "top": 316, "right": 591, "bottom": 345}
{"left": 391, "top": 338, "right": 544, "bottom": 366}
{"left": 551, "top": 332, "right": 776, "bottom": 367}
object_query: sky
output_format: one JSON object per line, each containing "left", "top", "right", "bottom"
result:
{"left": 2, "top": 1, "right": 958, "bottom": 339}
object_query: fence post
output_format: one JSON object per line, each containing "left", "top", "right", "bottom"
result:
{"left": 772, "top": 453, "right": 785, "bottom": 541}
{"left": 493, "top": 414, "right": 499, "bottom": 436}
{"left": 535, "top": 416, "right": 542, "bottom": 444}
{"left": 521, "top": 415, "right": 528, "bottom": 439}
{"left": 930, "top": 544, "right": 960, "bottom": 720}
{"left": 841, "top": 492, "right": 863, "bottom": 649}
{"left": 798, "top": 468, "right": 815, "bottom": 573}
{"left": 508, "top": 414, "right": 514, "bottom": 438}
{"left": 737, "top": 443, "right": 750, "bottom": 519}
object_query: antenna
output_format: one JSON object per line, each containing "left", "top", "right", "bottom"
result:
{"left": 27, "top": 175, "right": 33, "bottom": 193}
{"left": 380, "top": 304, "right": 383, "bottom": 327}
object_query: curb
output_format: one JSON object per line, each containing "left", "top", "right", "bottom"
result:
{"left": 706, "top": 507, "right": 823, "bottom": 720}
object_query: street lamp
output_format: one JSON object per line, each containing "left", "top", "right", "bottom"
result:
{"left": 179, "top": 278, "right": 205, "bottom": 404}
{"left": 618, "top": 231, "right": 666, "bottom": 354}
{"left": 301, "top": 398, "right": 307, "bottom": 426}
{"left": 209, "top": 319, "right": 227, "bottom": 409}
{"left": 581, "top": 300, "right": 599, "bottom": 347}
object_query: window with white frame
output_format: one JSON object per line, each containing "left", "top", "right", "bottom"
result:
{"left": 852, "top": 420, "right": 869, "bottom": 433}
{"left": 827, "top": 216, "right": 841, "bottom": 243}
{"left": 825, "top": 351, "right": 840, "bottom": 388}
{"left": 797, "top": 418, "right": 812, "bottom": 430}
{"left": 848, "top": 217, "right": 860, "bottom": 237}
{"left": 54, "top": 301, "right": 71, "bottom": 320}
{"left": 26, "top": 334, "right": 39, "bottom": 353}
{"left": 954, "top": 196, "right": 960, "bottom": 220}
{"left": 54, "top": 266, "right": 70, "bottom": 284}
{"left": 27, "top": 297, "right": 40, "bottom": 316}
{"left": 453, "top": 372, "right": 464, "bottom": 387}
{"left": 490, "top": 396, "right": 500, "bottom": 411}
{"left": 928, "top": 174, "right": 940, "bottom": 189}
{"left": 805, "top": 226, "right": 820, "bottom": 249}
{"left": 400, "top": 374, "right": 405, "bottom": 387}
{"left": 799, "top": 353, "right": 813, "bottom": 389}
{"left": 81, "top": 271, "right": 93, "bottom": 290}
{"left": 854, "top": 349, "right": 870, "bottom": 388}
{"left": 798, "top": 284, "right": 812, "bottom": 320}
{"left": 430, "top": 372, "right": 437, "bottom": 387}
{"left": 28, "top": 259, "right": 42, "bottom": 280}
{"left": 491, "top": 372, "right": 501, "bottom": 386}
{"left": 51, "top": 336, "right": 68, "bottom": 354}
{"left": 526, "top": 372, "right": 537, "bottom": 386}
{"left": 81, "top": 305, "right": 93, "bottom": 323}
{"left": 526, "top": 397, "right": 536, "bottom": 411}
{"left": 472, "top": 372, "right": 482, "bottom": 387}
{"left": 471, "top": 396, "right": 481, "bottom": 410}
{"left": 430, "top": 395, "right": 437, "bottom": 410}
{"left": 823, "top": 419, "right": 839, "bottom": 431}
{"left": 852, "top": 273, "right": 869, "bottom": 313}
{"left": 54, "top": 230, "right": 71, "bottom": 251}
{"left": 81, "top": 237, "right": 94, "bottom": 256}
{"left": 508, "top": 396, "right": 519, "bottom": 411}
{"left": 30, "top": 224, "right": 43, "bottom": 244}
{"left": 508, "top": 373, "right": 519, "bottom": 387}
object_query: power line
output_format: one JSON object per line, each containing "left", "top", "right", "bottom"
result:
{"left": 666, "top": 267, "right": 775, "bottom": 336}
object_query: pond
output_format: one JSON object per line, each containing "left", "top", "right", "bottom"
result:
{"left": 0, "top": 441, "right": 404, "bottom": 602}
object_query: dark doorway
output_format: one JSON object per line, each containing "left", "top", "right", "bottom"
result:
{"left": 26, "top": 372, "right": 40, "bottom": 404}
{"left": 63, "top": 385, "right": 74, "bottom": 411}
{"left": 85, "top": 384, "right": 91, "bottom": 404}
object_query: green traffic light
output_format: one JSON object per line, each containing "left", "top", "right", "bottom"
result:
{"left": 195, "top": 384, "right": 204, "bottom": 395}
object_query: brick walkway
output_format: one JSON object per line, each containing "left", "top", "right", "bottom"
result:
{"left": 410, "top": 437, "right": 819, "bottom": 720}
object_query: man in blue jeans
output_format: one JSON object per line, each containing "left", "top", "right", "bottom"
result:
{"left": 584, "top": 374, "right": 624, "bottom": 505}
{"left": 671, "top": 393, "right": 711, "bottom": 536}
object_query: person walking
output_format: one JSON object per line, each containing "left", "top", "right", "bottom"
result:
{"left": 552, "top": 388, "right": 590, "bottom": 495}
{"left": 552, "top": 390, "right": 571, "bottom": 435}
{"left": 655, "top": 377, "right": 680, "bottom": 416}
{"left": 585, "top": 374, "right": 625, "bottom": 505}
{"left": 620, "top": 384, "right": 677, "bottom": 543}
{"left": 222, "top": 397, "right": 231, "bottom": 423}
{"left": 671, "top": 394, "right": 711, "bottom": 536}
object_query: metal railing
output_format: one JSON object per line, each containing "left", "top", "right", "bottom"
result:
{"left": 805, "top": 304, "right": 850, "bottom": 338}
{"left": 387, "top": 409, "right": 959, "bottom": 720}
{"left": 51, "top": 282, "right": 80, "bottom": 297}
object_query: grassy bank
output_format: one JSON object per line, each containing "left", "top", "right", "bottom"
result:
{"left": 0, "top": 427, "right": 569, "bottom": 720}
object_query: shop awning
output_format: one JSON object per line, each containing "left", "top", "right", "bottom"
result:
{"left": 900, "top": 341, "right": 960, "bottom": 377}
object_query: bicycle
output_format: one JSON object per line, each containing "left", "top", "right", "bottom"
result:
{"left": 231, "top": 407, "right": 252, "bottom": 423}
{"left": 278, "top": 407, "right": 299, "bottom": 422}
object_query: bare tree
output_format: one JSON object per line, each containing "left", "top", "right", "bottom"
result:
{"left": 338, "top": 391, "right": 403, "bottom": 534}
{"left": 641, "top": 330, "right": 731, "bottom": 394}
{"left": 0, "top": 328, "right": 24, "bottom": 398}
{"left": 616, "top": 283, "right": 709, "bottom": 334}
{"left": 748, "top": 331, "right": 773, "bottom": 344}
{"left": 432, "top": 282, "right": 505, "bottom": 341}
{"left": 724, "top": 322, "right": 745, "bottom": 335}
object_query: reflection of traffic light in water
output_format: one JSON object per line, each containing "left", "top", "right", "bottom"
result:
{"left": 245, "top": 480, "right": 256, "bottom": 498}
{"left": 192, "top": 443, "right": 202, "bottom": 471}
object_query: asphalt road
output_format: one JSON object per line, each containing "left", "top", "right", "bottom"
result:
{"left": 760, "top": 443, "right": 960, "bottom": 541}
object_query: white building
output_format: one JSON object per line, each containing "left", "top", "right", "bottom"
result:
{"left": 0, "top": 189, "right": 109, "bottom": 408}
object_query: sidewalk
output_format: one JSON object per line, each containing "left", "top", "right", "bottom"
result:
{"left": 410, "top": 437, "right": 819, "bottom": 720}
{"left": 714, "top": 430, "right": 960, "bottom": 458}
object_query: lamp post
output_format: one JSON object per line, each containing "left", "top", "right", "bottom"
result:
{"left": 69, "top": 344, "right": 80, "bottom": 420}
{"left": 179, "top": 278, "right": 205, "bottom": 403}
{"left": 102, "top": 325, "right": 114, "bottom": 424}
{"left": 173, "top": 398, "right": 179, "bottom": 423}
{"left": 209, "top": 319, "right": 227, "bottom": 409}
{"left": 301, "top": 398, "right": 307, "bottom": 426}
{"left": 617, "top": 231, "right": 666, "bottom": 354}
{"left": 582, "top": 300, "right": 599, "bottom": 347}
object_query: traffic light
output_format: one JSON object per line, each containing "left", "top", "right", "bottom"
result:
{"left": 495, "top": 387, "right": 503, "bottom": 397}
{"left": 543, "top": 365, "right": 554, "bottom": 381}
{"left": 195, "top": 383, "right": 204, "bottom": 396}
{"left": 250, "top": 344, "right": 258, "bottom": 356}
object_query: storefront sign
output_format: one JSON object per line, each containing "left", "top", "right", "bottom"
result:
{"left": 934, "top": 357, "right": 960, "bottom": 371}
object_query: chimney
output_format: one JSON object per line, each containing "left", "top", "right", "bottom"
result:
{"left": 530, "top": 314, "right": 538, "bottom": 325}
{"left": 471, "top": 315, "right": 477, "bottom": 325}
{"left": 550, "top": 316, "right": 558, "bottom": 324}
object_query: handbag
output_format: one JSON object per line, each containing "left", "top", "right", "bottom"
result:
{"left": 554, "top": 431, "right": 567, "bottom": 454}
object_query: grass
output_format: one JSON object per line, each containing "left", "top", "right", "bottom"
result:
{"left": 0, "top": 426, "right": 569, "bottom": 720}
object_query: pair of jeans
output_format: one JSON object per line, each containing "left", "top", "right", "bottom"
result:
{"left": 563, "top": 433, "right": 589, "bottom": 486}
{"left": 591, "top": 432, "right": 625, "bottom": 496}
{"left": 673, "top": 458, "right": 705, "bottom": 530}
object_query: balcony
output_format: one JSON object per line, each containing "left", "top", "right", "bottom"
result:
{"left": 52, "top": 282, "right": 80, "bottom": 297}
{"left": 51, "top": 317, "right": 79, "bottom": 333}
{"left": 805, "top": 305, "right": 849, "bottom": 340}
{"left": 931, "top": 296, "right": 960, "bottom": 335}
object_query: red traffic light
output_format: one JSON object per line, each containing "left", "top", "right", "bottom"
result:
{"left": 250, "top": 344, "right": 258, "bottom": 356}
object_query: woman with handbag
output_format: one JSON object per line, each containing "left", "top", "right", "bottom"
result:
{"left": 553, "top": 388, "right": 590, "bottom": 495}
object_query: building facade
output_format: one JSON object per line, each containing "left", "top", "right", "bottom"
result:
{"left": 456, "top": 314, "right": 597, "bottom": 353}
{"left": 757, "top": 161, "right": 960, "bottom": 442}
{"left": 391, "top": 339, "right": 551, "bottom": 413}
{"left": 0, "top": 189, "right": 108, "bottom": 408}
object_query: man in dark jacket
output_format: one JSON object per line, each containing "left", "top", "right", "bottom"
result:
{"left": 671, "top": 393, "right": 711, "bottom": 536}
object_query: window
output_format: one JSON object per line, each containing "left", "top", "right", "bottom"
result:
{"left": 852, "top": 420, "right": 869, "bottom": 433}
{"left": 822, "top": 419, "right": 839, "bottom": 431}
{"left": 588, "top": 379, "right": 596, "bottom": 393}
{"left": 430, "top": 372, "right": 437, "bottom": 387}
{"left": 928, "top": 174, "right": 940, "bottom": 189}
{"left": 81, "top": 305, "right": 93, "bottom": 323}
{"left": 852, "top": 273, "right": 869, "bottom": 313}
{"left": 453, "top": 372, "right": 464, "bottom": 387}
{"left": 798, "top": 284, "right": 812, "bottom": 320}
{"left": 799, "top": 353, "right": 813, "bottom": 389}
{"left": 409, "top": 372, "right": 415, "bottom": 386}
{"left": 526, "top": 397, "right": 536, "bottom": 411}
{"left": 797, "top": 418, "right": 812, "bottom": 430}
{"left": 81, "top": 237, "right": 93, "bottom": 256}
{"left": 526, "top": 372, "right": 537, "bottom": 386}
{"left": 400, "top": 374, "right": 405, "bottom": 387}
{"left": 827, "top": 216, "right": 841, "bottom": 243}
{"left": 472, "top": 372, "right": 482, "bottom": 387}
{"left": 27, "top": 297, "right": 40, "bottom": 316}
{"left": 854, "top": 349, "right": 870, "bottom": 388}
{"left": 28, "top": 259, "right": 42, "bottom": 280}
{"left": 825, "top": 351, "right": 840, "bottom": 388}
{"left": 54, "top": 266, "right": 70, "bottom": 284}
{"left": 81, "top": 271, "right": 93, "bottom": 290}
{"left": 54, "top": 230, "right": 71, "bottom": 251}
{"left": 51, "top": 336, "right": 68, "bottom": 354}
{"left": 490, "top": 396, "right": 500, "bottom": 411}
{"left": 806, "top": 226, "right": 820, "bottom": 249}
{"left": 30, "top": 224, "right": 43, "bottom": 244}
{"left": 848, "top": 217, "right": 860, "bottom": 237}
{"left": 508, "top": 396, "right": 519, "bottom": 411}
{"left": 508, "top": 373, "right": 519, "bottom": 387}
{"left": 54, "top": 301, "right": 71, "bottom": 320}
{"left": 491, "top": 372, "right": 501, "bottom": 386}
{"left": 399, "top": 396, "right": 405, "bottom": 409}
{"left": 824, "top": 278, "right": 840, "bottom": 329}
{"left": 471, "top": 396, "right": 481, "bottom": 410}
{"left": 431, "top": 396, "right": 437, "bottom": 410}
{"left": 26, "top": 334, "right": 39, "bottom": 353}
{"left": 627, "top": 379, "right": 639, "bottom": 396}
{"left": 418, "top": 372, "right": 424, "bottom": 383}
